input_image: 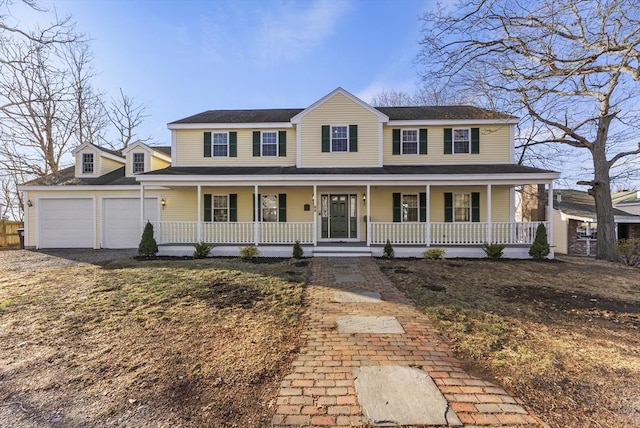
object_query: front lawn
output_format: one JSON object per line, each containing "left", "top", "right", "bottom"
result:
{"left": 0, "top": 253, "right": 308, "bottom": 427}
{"left": 378, "top": 256, "right": 640, "bottom": 428}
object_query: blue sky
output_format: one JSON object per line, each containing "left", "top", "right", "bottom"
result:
{"left": 35, "top": 0, "right": 436, "bottom": 146}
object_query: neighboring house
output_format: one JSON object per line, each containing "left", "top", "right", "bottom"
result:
{"left": 19, "top": 87, "right": 560, "bottom": 257}
{"left": 613, "top": 190, "right": 640, "bottom": 217}
{"left": 519, "top": 187, "right": 640, "bottom": 256}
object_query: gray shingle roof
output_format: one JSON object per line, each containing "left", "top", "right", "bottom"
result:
{"left": 142, "top": 164, "right": 555, "bottom": 177}
{"left": 150, "top": 145, "right": 172, "bottom": 156}
{"left": 169, "top": 106, "right": 516, "bottom": 124}
{"left": 554, "top": 189, "right": 637, "bottom": 218}
{"left": 23, "top": 166, "right": 137, "bottom": 186}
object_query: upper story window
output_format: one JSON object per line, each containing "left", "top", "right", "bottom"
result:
{"left": 262, "top": 132, "right": 278, "bottom": 157}
{"left": 454, "top": 193, "right": 471, "bottom": 222}
{"left": 453, "top": 128, "right": 470, "bottom": 154}
{"left": 331, "top": 125, "right": 348, "bottom": 152}
{"left": 402, "top": 130, "right": 418, "bottom": 155}
{"left": 132, "top": 153, "right": 145, "bottom": 173}
{"left": 402, "top": 194, "right": 418, "bottom": 222}
{"left": 82, "top": 153, "right": 94, "bottom": 173}
{"left": 213, "top": 132, "right": 228, "bottom": 157}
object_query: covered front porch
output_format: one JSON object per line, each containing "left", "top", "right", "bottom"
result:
{"left": 142, "top": 179, "right": 556, "bottom": 258}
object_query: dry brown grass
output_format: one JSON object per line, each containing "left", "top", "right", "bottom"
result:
{"left": 378, "top": 256, "right": 640, "bottom": 428}
{"left": 0, "top": 252, "right": 309, "bottom": 427}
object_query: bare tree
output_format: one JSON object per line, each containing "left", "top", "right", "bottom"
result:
{"left": 419, "top": 0, "right": 640, "bottom": 261}
{"left": 106, "top": 88, "right": 150, "bottom": 149}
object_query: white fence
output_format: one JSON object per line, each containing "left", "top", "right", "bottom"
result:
{"left": 152, "top": 221, "right": 313, "bottom": 245}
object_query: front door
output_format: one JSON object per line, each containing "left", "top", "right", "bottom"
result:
{"left": 330, "top": 195, "right": 349, "bottom": 238}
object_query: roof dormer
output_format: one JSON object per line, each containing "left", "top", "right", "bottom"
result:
{"left": 71, "top": 143, "right": 125, "bottom": 178}
{"left": 122, "top": 141, "right": 172, "bottom": 177}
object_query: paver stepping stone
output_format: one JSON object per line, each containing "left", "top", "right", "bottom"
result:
{"left": 334, "top": 273, "right": 365, "bottom": 283}
{"left": 337, "top": 316, "right": 405, "bottom": 334}
{"left": 354, "top": 366, "right": 462, "bottom": 426}
{"left": 333, "top": 290, "right": 382, "bottom": 303}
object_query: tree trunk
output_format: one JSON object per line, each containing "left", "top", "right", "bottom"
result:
{"left": 591, "top": 144, "right": 616, "bottom": 261}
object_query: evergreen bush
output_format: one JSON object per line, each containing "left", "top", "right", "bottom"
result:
{"left": 482, "top": 242, "right": 506, "bottom": 259}
{"left": 423, "top": 248, "right": 446, "bottom": 260}
{"left": 193, "top": 242, "right": 211, "bottom": 259}
{"left": 613, "top": 238, "right": 640, "bottom": 266}
{"left": 240, "top": 245, "right": 259, "bottom": 259}
{"left": 529, "top": 223, "right": 550, "bottom": 259}
{"left": 138, "top": 221, "right": 158, "bottom": 257}
{"left": 382, "top": 239, "right": 394, "bottom": 259}
{"left": 292, "top": 241, "right": 304, "bottom": 259}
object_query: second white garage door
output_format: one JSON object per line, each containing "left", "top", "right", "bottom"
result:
{"left": 102, "top": 198, "right": 159, "bottom": 249}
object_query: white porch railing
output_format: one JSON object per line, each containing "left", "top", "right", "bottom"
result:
{"left": 151, "top": 221, "right": 313, "bottom": 245}
{"left": 371, "top": 221, "right": 549, "bottom": 246}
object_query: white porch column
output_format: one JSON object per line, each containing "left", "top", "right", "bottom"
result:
{"left": 366, "top": 184, "right": 371, "bottom": 247}
{"left": 313, "top": 185, "right": 317, "bottom": 246}
{"left": 254, "top": 184, "right": 259, "bottom": 246}
{"left": 140, "top": 184, "right": 145, "bottom": 228}
{"left": 486, "top": 184, "right": 492, "bottom": 243}
{"left": 425, "top": 184, "right": 431, "bottom": 246}
{"left": 197, "top": 185, "right": 202, "bottom": 243}
{"left": 547, "top": 180, "right": 554, "bottom": 258}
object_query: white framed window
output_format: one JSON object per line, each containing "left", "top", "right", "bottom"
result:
{"left": 132, "top": 152, "right": 145, "bottom": 173}
{"left": 402, "top": 130, "right": 418, "bottom": 155}
{"left": 261, "top": 131, "right": 278, "bottom": 157}
{"left": 261, "top": 194, "right": 278, "bottom": 222}
{"left": 213, "top": 195, "right": 228, "bottom": 222}
{"left": 454, "top": 193, "right": 471, "bottom": 222}
{"left": 213, "top": 132, "right": 228, "bottom": 157}
{"left": 82, "top": 153, "right": 94, "bottom": 173}
{"left": 402, "top": 194, "right": 419, "bottom": 222}
{"left": 331, "top": 125, "right": 348, "bottom": 152}
{"left": 453, "top": 128, "right": 470, "bottom": 154}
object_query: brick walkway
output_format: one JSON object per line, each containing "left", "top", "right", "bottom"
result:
{"left": 272, "top": 257, "right": 546, "bottom": 427}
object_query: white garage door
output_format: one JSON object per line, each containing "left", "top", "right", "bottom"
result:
{"left": 39, "top": 198, "right": 94, "bottom": 248}
{"left": 103, "top": 198, "right": 158, "bottom": 249}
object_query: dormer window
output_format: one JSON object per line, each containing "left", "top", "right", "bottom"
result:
{"left": 82, "top": 153, "right": 94, "bottom": 173}
{"left": 133, "top": 153, "right": 145, "bottom": 173}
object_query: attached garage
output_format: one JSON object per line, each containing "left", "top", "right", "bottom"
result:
{"left": 102, "top": 198, "right": 159, "bottom": 248}
{"left": 38, "top": 198, "right": 95, "bottom": 248}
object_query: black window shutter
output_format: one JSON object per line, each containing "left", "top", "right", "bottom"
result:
{"left": 204, "top": 194, "right": 212, "bottom": 222}
{"left": 471, "top": 192, "right": 480, "bottom": 222}
{"left": 229, "top": 132, "right": 237, "bottom": 157}
{"left": 229, "top": 194, "right": 237, "bottom": 222}
{"left": 278, "top": 193, "right": 287, "bottom": 222}
{"left": 253, "top": 131, "right": 260, "bottom": 157}
{"left": 419, "top": 129, "right": 428, "bottom": 154}
{"left": 444, "top": 192, "right": 453, "bottom": 222}
{"left": 252, "top": 194, "right": 262, "bottom": 221}
{"left": 392, "top": 129, "right": 400, "bottom": 155}
{"left": 419, "top": 192, "right": 427, "bottom": 222}
{"left": 392, "top": 193, "right": 401, "bottom": 222}
{"left": 349, "top": 125, "right": 358, "bottom": 152}
{"left": 321, "top": 125, "right": 330, "bottom": 152}
{"left": 278, "top": 130, "right": 287, "bottom": 157}
{"left": 471, "top": 128, "right": 480, "bottom": 154}
{"left": 444, "top": 128, "right": 452, "bottom": 154}
{"left": 204, "top": 132, "right": 212, "bottom": 157}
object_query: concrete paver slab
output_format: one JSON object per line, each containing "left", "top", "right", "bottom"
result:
{"left": 333, "top": 290, "right": 382, "bottom": 303}
{"left": 337, "top": 316, "right": 405, "bottom": 334}
{"left": 354, "top": 366, "right": 462, "bottom": 426}
{"left": 334, "top": 273, "right": 365, "bottom": 283}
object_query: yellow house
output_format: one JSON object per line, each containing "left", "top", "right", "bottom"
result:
{"left": 20, "top": 88, "right": 559, "bottom": 257}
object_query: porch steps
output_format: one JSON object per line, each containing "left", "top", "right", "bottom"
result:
{"left": 312, "top": 246, "right": 373, "bottom": 258}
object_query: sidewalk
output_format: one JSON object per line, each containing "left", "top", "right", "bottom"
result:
{"left": 272, "top": 257, "right": 546, "bottom": 427}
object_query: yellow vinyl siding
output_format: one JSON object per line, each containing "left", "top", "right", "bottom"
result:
{"left": 370, "top": 186, "right": 511, "bottom": 222}
{"left": 160, "top": 188, "right": 199, "bottom": 222}
{"left": 299, "top": 93, "right": 380, "bottom": 167}
{"left": 174, "top": 129, "right": 296, "bottom": 167}
{"left": 553, "top": 210, "right": 568, "bottom": 254}
{"left": 101, "top": 157, "right": 125, "bottom": 175}
{"left": 382, "top": 125, "right": 512, "bottom": 165}
{"left": 151, "top": 155, "right": 170, "bottom": 171}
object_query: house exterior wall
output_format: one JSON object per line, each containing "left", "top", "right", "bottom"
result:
{"left": 101, "top": 157, "right": 125, "bottom": 175}
{"left": 174, "top": 129, "right": 296, "bottom": 166}
{"left": 552, "top": 210, "right": 568, "bottom": 254}
{"left": 151, "top": 155, "right": 171, "bottom": 171}
{"left": 299, "top": 92, "right": 380, "bottom": 167}
{"left": 382, "top": 125, "right": 512, "bottom": 165}
{"left": 567, "top": 219, "right": 596, "bottom": 256}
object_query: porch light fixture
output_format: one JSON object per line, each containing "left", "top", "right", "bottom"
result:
{"left": 362, "top": 194, "right": 366, "bottom": 204}
{"left": 161, "top": 198, "right": 166, "bottom": 209}
{"left": 27, "top": 200, "right": 33, "bottom": 207}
